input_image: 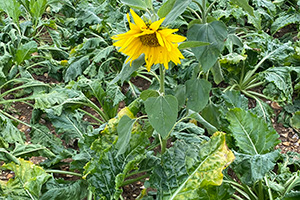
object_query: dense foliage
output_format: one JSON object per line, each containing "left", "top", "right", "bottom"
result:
{"left": 0, "top": 0, "right": 300, "bottom": 199}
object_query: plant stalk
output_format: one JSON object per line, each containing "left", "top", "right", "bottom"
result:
{"left": 120, "top": 174, "right": 149, "bottom": 187}
{"left": 159, "top": 64, "right": 165, "bottom": 95}
{"left": 45, "top": 169, "right": 82, "bottom": 177}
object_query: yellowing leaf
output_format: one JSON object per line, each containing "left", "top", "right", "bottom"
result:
{"left": 170, "top": 132, "right": 234, "bottom": 199}
{"left": 0, "top": 158, "right": 51, "bottom": 199}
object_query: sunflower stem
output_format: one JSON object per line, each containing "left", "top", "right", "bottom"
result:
{"left": 159, "top": 64, "right": 165, "bottom": 95}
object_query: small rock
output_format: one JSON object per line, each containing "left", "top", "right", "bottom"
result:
{"left": 282, "top": 142, "right": 290, "bottom": 146}
{"left": 271, "top": 102, "right": 282, "bottom": 110}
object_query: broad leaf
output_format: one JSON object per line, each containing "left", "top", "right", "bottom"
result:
{"left": 0, "top": 0, "right": 21, "bottom": 24}
{"left": 185, "top": 78, "right": 211, "bottom": 112}
{"left": 161, "top": 0, "right": 192, "bottom": 25}
{"left": 0, "top": 158, "right": 51, "bottom": 199}
{"left": 0, "top": 113, "right": 25, "bottom": 144}
{"left": 64, "top": 56, "right": 90, "bottom": 82}
{"left": 187, "top": 21, "right": 228, "bottom": 72}
{"left": 188, "top": 110, "right": 218, "bottom": 134}
{"left": 111, "top": 55, "right": 145, "bottom": 84}
{"left": 149, "top": 132, "right": 234, "bottom": 199}
{"left": 271, "top": 12, "right": 300, "bottom": 34}
{"left": 226, "top": 108, "right": 280, "bottom": 155}
{"left": 40, "top": 178, "right": 88, "bottom": 200}
{"left": 178, "top": 41, "right": 210, "bottom": 50}
{"left": 120, "top": 0, "right": 148, "bottom": 10}
{"left": 116, "top": 115, "right": 136, "bottom": 156}
{"left": 230, "top": 0, "right": 254, "bottom": 16}
{"left": 46, "top": 110, "right": 87, "bottom": 143}
{"left": 232, "top": 150, "right": 280, "bottom": 185}
{"left": 291, "top": 111, "right": 300, "bottom": 129}
{"left": 15, "top": 41, "right": 38, "bottom": 65}
{"left": 144, "top": 95, "right": 178, "bottom": 138}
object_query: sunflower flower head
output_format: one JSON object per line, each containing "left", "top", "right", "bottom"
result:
{"left": 111, "top": 9, "right": 186, "bottom": 71}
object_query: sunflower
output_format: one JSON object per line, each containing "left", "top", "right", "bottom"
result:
{"left": 111, "top": 9, "right": 186, "bottom": 71}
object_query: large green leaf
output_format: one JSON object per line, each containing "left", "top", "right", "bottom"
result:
{"left": 120, "top": 0, "right": 149, "bottom": 10}
{"left": 149, "top": 132, "right": 234, "bottom": 199}
{"left": 261, "top": 67, "right": 294, "bottom": 103}
{"left": 0, "top": 0, "right": 21, "bottom": 24}
{"left": 111, "top": 55, "right": 145, "bottom": 84}
{"left": 46, "top": 110, "right": 87, "bottom": 143}
{"left": 0, "top": 113, "right": 25, "bottom": 144}
{"left": 84, "top": 148, "right": 146, "bottom": 200}
{"left": 232, "top": 150, "right": 280, "bottom": 185}
{"left": 159, "top": 0, "right": 191, "bottom": 25}
{"left": 188, "top": 110, "right": 218, "bottom": 134}
{"left": 185, "top": 78, "right": 211, "bottom": 112}
{"left": 144, "top": 95, "right": 178, "bottom": 138}
{"left": 230, "top": 0, "right": 254, "bottom": 16}
{"left": 0, "top": 158, "right": 51, "bottom": 199}
{"left": 116, "top": 115, "right": 136, "bottom": 156}
{"left": 226, "top": 108, "right": 280, "bottom": 155}
{"left": 40, "top": 178, "right": 88, "bottom": 200}
{"left": 187, "top": 21, "right": 228, "bottom": 72}
{"left": 291, "top": 111, "right": 300, "bottom": 129}
{"left": 29, "top": 0, "right": 48, "bottom": 22}
{"left": 14, "top": 41, "right": 38, "bottom": 65}
{"left": 271, "top": 12, "right": 300, "bottom": 34}
{"left": 64, "top": 56, "right": 90, "bottom": 82}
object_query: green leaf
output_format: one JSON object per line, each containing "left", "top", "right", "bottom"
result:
{"left": 84, "top": 147, "right": 147, "bottom": 200}
{"left": 185, "top": 78, "right": 211, "bottom": 112}
{"left": 0, "top": 148, "right": 20, "bottom": 164}
{"left": 0, "top": 113, "right": 25, "bottom": 144}
{"left": 30, "top": 124, "right": 62, "bottom": 147}
{"left": 178, "top": 41, "right": 210, "bottom": 50}
{"left": 188, "top": 110, "right": 218, "bottom": 134}
{"left": 94, "top": 46, "right": 115, "bottom": 63}
{"left": 64, "top": 56, "right": 90, "bottom": 82}
{"left": 161, "top": 0, "right": 192, "bottom": 25}
{"left": 170, "top": 132, "right": 234, "bottom": 199}
{"left": 0, "top": 0, "right": 21, "bottom": 24}
{"left": 14, "top": 41, "right": 38, "bottom": 65}
{"left": 11, "top": 143, "right": 55, "bottom": 158}
{"left": 0, "top": 158, "right": 51, "bottom": 199}
{"left": 29, "top": 0, "right": 47, "bottom": 22}
{"left": 149, "top": 132, "right": 234, "bottom": 199}
{"left": 120, "top": 0, "right": 148, "bottom": 10}
{"left": 233, "top": 150, "right": 280, "bottom": 185}
{"left": 75, "top": 9, "right": 102, "bottom": 27}
{"left": 40, "top": 178, "right": 88, "bottom": 200}
{"left": 283, "top": 191, "right": 300, "bottom": 200}
{"left": 271, "top": 12, "right": 300, "bottom": 34}
{"left": 230, "top": 0, "right": 254, "bottom": 16}
{"left": 116, "top": 115, "right": 136, "bottom": 156}
{"left": 211, "top": 61, "right": 224, "bottom": 85}
{"left": 144, "top": 95, "right": 178, "bottom": 138}
{"left": 107, "top": 83, "right": 126, "bottom": 107}
{"left": 291, "top": 111, "right": 300, "bottom": 129}
{"left": 261, "top": 67, "right": 294, "bottom": 103}
{"left": 226, "top": 108, "right": 280, "bottom": 155}
{"left": 140, "top": 89, "right": 159, "bottom": 101}
{"left": 157, "top": 0, "right": 176, "bottom": 18}
{"left": 46, "top": 110, "right": 87, "bottom": 143}
{"left": 187, "top": 21, "right": 228, "bottom": 72}
{"left": 111, "top": 55, "right": 145, "bottom": 84}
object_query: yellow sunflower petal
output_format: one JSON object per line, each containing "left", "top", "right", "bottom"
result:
{"left": 149, "top": 18, "right": 165, "bottom": 31}
{"left": 156, "top": 32, "right": 165, "bottom": 47}
{"left": 130, "top": 9, "right": 146, "bottom": 29}
{"left": 166, "top": 34, "right": 186, "bottom": 43}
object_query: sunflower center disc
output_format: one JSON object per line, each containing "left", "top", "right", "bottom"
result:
{"left": 139, "top": 33, "right": 160, "bottom": 47}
